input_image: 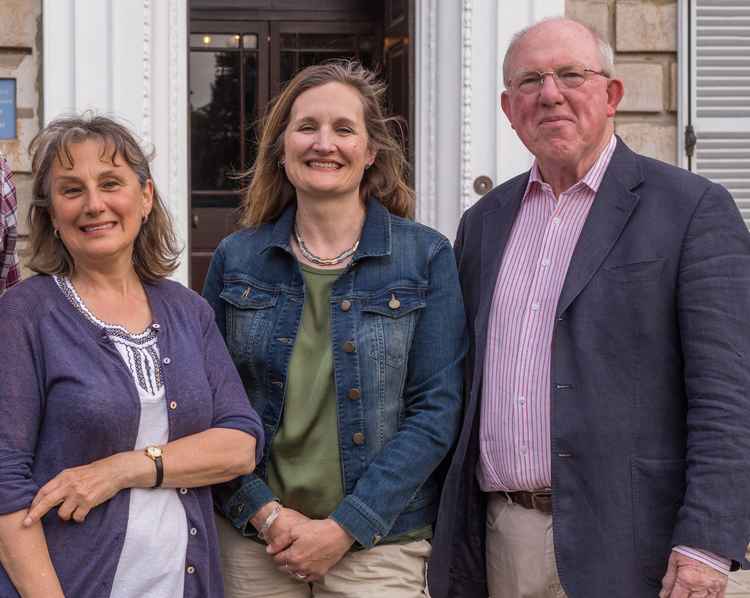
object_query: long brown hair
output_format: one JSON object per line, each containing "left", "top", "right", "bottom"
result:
{"left": 26, "top": 114, "right": 180, "bottom": 282}
{"left": 239, "top": 60, "right": 415, "bottom": 227}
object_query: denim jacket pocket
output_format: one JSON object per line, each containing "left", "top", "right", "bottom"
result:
{"left": 219, "top": 282, "right": 278, "bottom": 399}
{"left": 361, "top": 288, "right": 426, "bottom": 369}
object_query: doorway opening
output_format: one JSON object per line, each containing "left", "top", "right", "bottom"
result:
{"left": 188, "top": 0, "right": 413, "bottom": 291}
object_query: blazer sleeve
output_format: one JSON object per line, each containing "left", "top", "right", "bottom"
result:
{"left": 671, "top": 181, "right": 750, "bottom": 568}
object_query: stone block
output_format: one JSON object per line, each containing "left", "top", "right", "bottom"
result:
{"left": 0, "top": 0, "right": 40, "bottom": 49}
{"left": 616, "top": 1, "right": 677, "bottom": 52}
{"left": 669, "top": 62, "right": 677, "bottom": 112}
{"left": 13, "top": 172, "right": 32, "bottom": 237}
{"left": 616, "top": 121, "right": 677, "bottom": 165}
{"left": 616, "top": 62, "right": 664, "bottom": 112}
{"left": 0, "top": 117, "right": 38, "bottom": 172}
{"left": 566, "top": 0, "right": 611, "bottom": 40}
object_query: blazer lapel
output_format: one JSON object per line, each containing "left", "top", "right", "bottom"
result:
{"left": 556, "top": 139, "right": 644, "bottom": 318}
{"left": 476, "top": 174, "right": 528, "bottom": 347}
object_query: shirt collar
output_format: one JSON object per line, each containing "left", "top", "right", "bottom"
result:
{"left": 524, "top": 134, "right": 618, "bottom": 200}
{"left": 261, "top": 196, "right": 392, "bottom": 260}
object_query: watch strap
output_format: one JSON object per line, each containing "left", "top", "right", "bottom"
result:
{"left": 152, "top": 453, "right": 164, "bottom": 488}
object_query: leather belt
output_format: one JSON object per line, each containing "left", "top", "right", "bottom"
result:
{"left": 503, "top": 490, "right": 553, "bottom": 515}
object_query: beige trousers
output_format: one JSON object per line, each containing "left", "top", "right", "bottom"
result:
{"left": 216, "top": 514, "right": 431, "bottom": 598}
{"left": 485, "top": 493, "right": 567, "bottom": 598}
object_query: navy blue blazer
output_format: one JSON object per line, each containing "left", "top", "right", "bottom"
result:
{"left": 429, "top": 138, "right": 750, "bottom": 597}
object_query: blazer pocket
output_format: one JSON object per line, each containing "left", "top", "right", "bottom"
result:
{"left": 631, "top": 456, "right": 686, "bottom": 584}
{"left": 603, "top": 258, "right": 665, "bottom": 283}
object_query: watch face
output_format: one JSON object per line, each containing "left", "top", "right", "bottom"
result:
{"left": 146, "top": 446, "right": 162, "bottom": 459}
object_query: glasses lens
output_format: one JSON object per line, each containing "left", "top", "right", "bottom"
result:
{"left": 556, "top": 67, "right": 586, "bottom": 88}
{"left": 517, "top": 73, "right": 542, "bottom": 94}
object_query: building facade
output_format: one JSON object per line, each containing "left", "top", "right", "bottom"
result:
{"left": 1, "top": 0, "right": 748, "bottom": 290}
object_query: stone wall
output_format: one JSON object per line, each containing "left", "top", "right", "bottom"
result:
{"left": 0, "top": 0, "right": 42, "bottom": 279}
{"left": 566, "top": 0, "right": 679, "bottom": 165}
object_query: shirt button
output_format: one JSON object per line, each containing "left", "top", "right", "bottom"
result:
{"left": 179, "top": 488, "right": 188, "bottom": 495}
{"left": 163, "top": 357, "right": 171, "bottom": 365}
{"left": 343, "top": 341, "right": 356, "bottom": 353}
{"left": 169, "top": 401, "right": 177, "bottom": 410}
{"left": 552, "top": 217, "right": 561, "bottom": 226}
{"left": 518, "top": 396, "right": 526, "bottom": 405}
{"left": 530, "top": 302, "right": 540, "bottom": 312}
{"left": 190, "top": 527, "right": 198, "bottom": 536}
{"left": 186, "top": 565, "right": 195, "bottom": 575}
{"left": 520, "top": 445, "right": 529, "bottom": 454}
{"left": 347, "top": 388, "right": 361, "bottom": 400}
{"left": 340, "top": 299, "right": 352, "bottom": 312}
{"left": 352, "top": 432, "right": 365, "bottom": 445}
{"left": 541, "top": 258, "right": 550, "bottom": 267}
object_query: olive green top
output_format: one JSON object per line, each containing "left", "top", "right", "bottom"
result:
{"left": 268, "top": 264, "right": 344, "bottom": 520}
{"left": 267, "top": 263, "right": 432, "bottom": 545}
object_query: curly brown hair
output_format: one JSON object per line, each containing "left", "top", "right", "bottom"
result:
{"left": 239, "top": 60, "right": 415, "bottom": 227}
{"left": 26, "top": 114, "right": 180, "bottom": 282}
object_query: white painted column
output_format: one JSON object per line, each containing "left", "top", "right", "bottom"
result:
{"left": 43, "top": 0, "right": 189, "bottom": 286}
{"left": 415, "top": 0, "right": 564, "bottom": 240}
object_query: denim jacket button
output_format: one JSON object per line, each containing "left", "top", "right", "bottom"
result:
{"left": 347, "top": 388, "right": 361, "bottom": 400}
{"left": 340, "top": 299, "right": 352, "bottom": 312}
{"left": 352, "top": 432, "right": 365, "bottom": 445}
{"left": 343, "top": 341, "right": 356, "bottom": 353}
{"left": 388, "top": 294, "right": 401, "bottom": 310}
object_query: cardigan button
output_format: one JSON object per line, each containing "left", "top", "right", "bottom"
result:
{"left": 186, "top": 565, "right": 196, "bottom": 575}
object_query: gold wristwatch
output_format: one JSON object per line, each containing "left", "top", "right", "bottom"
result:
{"left": 144, "top": 445, "right": 164, "bottom": 488}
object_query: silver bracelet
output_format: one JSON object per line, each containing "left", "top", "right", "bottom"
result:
{"left": 257, "top": 503, "right": 282, "bottom": 541}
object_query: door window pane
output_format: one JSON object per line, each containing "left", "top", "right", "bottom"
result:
{"left": 190, "top": 51, "right": 242, "bottom": 191}
{"left": 190, "top": 33, "right": 241, "bottom": 49}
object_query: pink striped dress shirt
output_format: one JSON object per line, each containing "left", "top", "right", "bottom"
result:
{"left": 477, "top": 135, "right": 730, "bottom": 574}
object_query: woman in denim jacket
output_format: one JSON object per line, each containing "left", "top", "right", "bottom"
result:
{"left": 203, "top": 61, "right": 466, "bottom": 597}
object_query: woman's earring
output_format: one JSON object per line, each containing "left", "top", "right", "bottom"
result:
{"left": 278, "top": 158, "right": 286, "bottom": 169}
{"left": 142, "top": 213, "right": 148, "bottom": 224}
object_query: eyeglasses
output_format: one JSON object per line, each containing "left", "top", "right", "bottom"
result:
{"left": 508, "top": 66, "right": 610, "bottom": 94}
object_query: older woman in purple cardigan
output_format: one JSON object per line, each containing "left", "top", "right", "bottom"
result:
{"left": 0, "top": 115, "right": 263, "bottom": 598}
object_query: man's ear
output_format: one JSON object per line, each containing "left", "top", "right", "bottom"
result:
{"left": 500, "top": 91, "right": 515, "bottom": 130}
{"left": 606, "top": 78, "right": 624, "bottom": 118}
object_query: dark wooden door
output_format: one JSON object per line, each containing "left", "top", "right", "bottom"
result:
{"left": 383, "top": 0, "right": 414, "bottom": 169}
{"left": 188, "top": 1, "right": 412, "bottom": 292}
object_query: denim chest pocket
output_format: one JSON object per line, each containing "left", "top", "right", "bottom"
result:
{"left": 220, "top": 282, "right": 279, "bottom": 362}
{"left": 361, "top": 289, "right": 426, "bottom": 369}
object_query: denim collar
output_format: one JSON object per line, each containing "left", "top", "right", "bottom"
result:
{"left": 263, "top": 197, "right": 392, "bottom": 261}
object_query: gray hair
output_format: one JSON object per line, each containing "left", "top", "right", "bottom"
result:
{"left": 26, "top": 113, "right": 180, "bottom": 282}
{"left": 502, "top": 17, "right": 615, "bottom": 88}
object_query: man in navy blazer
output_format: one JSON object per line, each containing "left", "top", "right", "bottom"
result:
{"left": 429, "top": 17, "right": 750, "bottom": 598}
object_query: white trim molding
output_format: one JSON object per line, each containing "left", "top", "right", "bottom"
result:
{"left": 43, "top": 0, "right": 189, "bottom": 285}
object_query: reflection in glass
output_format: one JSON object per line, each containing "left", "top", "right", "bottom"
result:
{"left": 244, "top": 53, "right": 259, "bottom": 173}
{"left": 190, "top": 34, "right": 241, "bottom": 49}
{"left": 190, "top": 51, "right": 242, "bottom": 191}
{"left": 279, "top": 34, "right": 377, "bottom": 89}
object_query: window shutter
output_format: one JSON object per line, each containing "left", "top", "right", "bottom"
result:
{"left": 691, "top": 0, "right": 750, "bottom": 228}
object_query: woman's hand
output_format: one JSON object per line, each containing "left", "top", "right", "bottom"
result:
{"left": 272, "top": 519, "right": 354, "bottom": 582}
{"left": 251, "top": 502, "right": 311, "bottom": 555}
{"left": 24, "top": 452, "right": 140, "bottom": 526}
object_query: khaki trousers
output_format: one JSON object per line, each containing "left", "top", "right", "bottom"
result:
{"left": 216, "top": 514, "right": 431, "bottom": 598}
{"left": 485, "top": 493, "right": 567, "bottom": 598}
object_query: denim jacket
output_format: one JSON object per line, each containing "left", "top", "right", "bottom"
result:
{"left": 203, "top": 198, "right": 466, "bottom": 548}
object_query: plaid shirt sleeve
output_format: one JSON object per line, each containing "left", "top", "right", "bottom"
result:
{"left": 0, "top": 157, "right": 21, "bottom": 294}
